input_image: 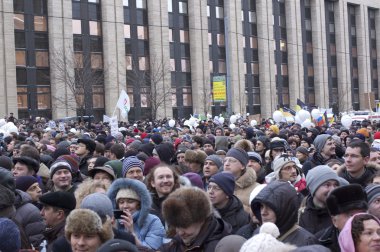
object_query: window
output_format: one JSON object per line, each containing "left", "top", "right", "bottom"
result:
{"left": 14, "top": 14, "right": 25, "bottom": 30}
{"left": 137, "top": 26, "right": 148, "bottom": 40}
{"left": 179, "top": 2, "right": 188, "bottom": 14}
{"left": 136, "top": 0, "right": 146, "bottom": 9}
{"left": 91, "top": 53, "right": 103, "bottom": 69}
{"left": 72, "top": 20, "right": 82, "bottom": 34}
{"left": 89, "top": 21, "right": 101, "bottom": 36}
{"left": 123, "top": 0, "right": 129, "bottom": 6}
{"left": 35, "top": 33, "right": 49, "bottom": 49}
{"left": 126, "top": 56, "right": 132, "bottom": 70}
{"left": 216, "top": 7, "right": 224, "bottom": 19}
{"left": 15, "top": 50, "right": 26, "bottom": 66}
{"left": 15, "top": 32, "right": 26, "bottom": 48}
{"left": 180, "top": 30, "right": 189, "bottom": 43}
{"left": 34, "top": 16, "right": 47, "bottom": 31}
{"left": 36, "top": 51, "right": 49, "bottom": 67}
{"left": 139, "top": 57, "right": 149, "bottom": 70}
{"left": 168, "top": 0, "right": 172, "bottom": 12}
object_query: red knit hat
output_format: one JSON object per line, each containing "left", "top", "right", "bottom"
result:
{"left": 374, "top": 132, "right": 380, "bottom": 140}
{"left": 56, "top": 155, "right": 80, "bottom": 173}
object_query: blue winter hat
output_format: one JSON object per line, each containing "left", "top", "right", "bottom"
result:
{"left": 122, "top": 156, "right": 143, "bottom": 178}
{"left": 209, "top": 172, "right": 235, "bottom": 198}
{"left": 80, "top": 192, "right": 113, "bottom": 221}
{"left": 0, "top": 218, "right": 21, "bottom": 252}
{"left": 150, "top": 134, "right": 163, "bottom": 145}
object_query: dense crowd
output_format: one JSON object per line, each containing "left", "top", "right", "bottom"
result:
{"left": 1, "top": 115, "right": 380, "bottom": 252}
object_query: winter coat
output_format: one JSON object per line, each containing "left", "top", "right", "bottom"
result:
{"left": 235, "top": 168, "right": 258, "bottom": 213}
{"left": 216, "top": 195, "right": 250, "bottom": 233}
{"left": 14, "top": 189, "right": 45, "bottom": 248}
{"left": 298, "top": 195, "right": 332, "bottom": 235}
{"left": 236, "top": 221, "right": 258, "bottom": 239}
{"left": 155, "top": 143, "right": 175, "bottom": 164}
{"left": 160, "top": 215, "right": 232, "bottom": 252}
{"left": 251, "top": 180, "right": 318, "bottom": 247}
{"left": 78, "top": 154, "right": 92, "bottom": 176}
{"left": 150, "top": 193, "right": 167, "bottom": 225}
{"left": 303, "top": 152, "right": 343, "bottom": 176}
{"left": 316, "top": 225, "right": 340, "bottom": 252}
{"left": 108, "top": 178, "right": 165, "bottom": 250}
{"left": 337, "top": 163, "right": 379, "bottom": 188}
{"left": 43, "top": 221, "right": 65, "bottom": 252}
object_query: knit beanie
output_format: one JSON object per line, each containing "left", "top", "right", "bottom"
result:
{"left": 313, "top": 134, "right": 332, "bottom": 152}
{"left": 306, "top": 165, "right": 340, "bottom": 196}
{"left": 143, "top": 157, "right": 160, "bottom": 176}
{"left": 182, "top": 172, "right": 204, "bottom": 189}
{"left": 272, "top": 155, "right": 300, "bottom": 179}
{"left": 49, "top": 160, "right": 72, "bottom": 178}
{"left": 296, "top": 146, "right": 309, "bottom": 156}
{"left": 257, "top": 136, "right": 270, "bottom": 149}
{"left": 80, "top": 192, "right": 113, "bottom": 221}
{"left": 269, "top": 125, "right": 279, "bottom": 135}
{"left": 151, "top": 134, "right": 163, "bottom": 145}
{"left": 247, "top": 151, "right": 262, "bottom": 164}
{"left": 365, "top": 184, "right": 380, "bottom": 205}
{"left": 116, "top": 188, "right": 140, "bottom": 202}
{"left": 209, "top": 172, "right": 235, "bottom": 198}
{"left": 15, "top": 176, "right": 38, "bottom": 192}
{"left": 357, "top": 128, "right": 369, "bottom": 138}
{"left": 122, "top": 156, "right": 143, "bottom": 178}
{"left": 374, "top": 132, "right": 380, "bottom": 140}
{"left": 226, "top": 147, "right": 249, "bottom": 167}
{"left": 0, "top": 218, "right": 21, "bottom": 252}
{"left": 56, "top": 155, "right": 79, "bottom": 173}
{"left": 215, "top": 235, "right": 247, "bottom": 252}
{"left": 205, "top": 154, "right": 223, "bottom": 169}
{"left": 128, "top": 140, "right": 142, "bottom": 150}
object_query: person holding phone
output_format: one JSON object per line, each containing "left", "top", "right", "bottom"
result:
{"left": 107, "top": 178, "right": 165, "bottom": 250}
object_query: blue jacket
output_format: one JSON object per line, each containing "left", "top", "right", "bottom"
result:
{"left": 108, "top": 178, "right": 165, "bottom": 250}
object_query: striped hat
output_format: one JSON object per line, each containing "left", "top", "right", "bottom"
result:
{"left": 122, "top": 156, "right": 143, "bottom": 178}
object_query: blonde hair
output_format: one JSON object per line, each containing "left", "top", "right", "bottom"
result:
{"left": 75, "top": 179, "right": 109, "bottom": 208}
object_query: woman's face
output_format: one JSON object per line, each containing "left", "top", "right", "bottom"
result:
{"left": 118, "top": 198, "right": 140, "bottom": 214}
{"left": 70, "top": 233, "right": 102, "bottom": 252}
{"left": 356, "top": 219, "right": 380, "bottom": 252}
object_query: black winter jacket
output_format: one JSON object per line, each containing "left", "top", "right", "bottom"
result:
{"left": 298, "top": 195, "right": 332, "bottom": 234}
{"left": 217, "top": 195, "right": 250, "bottom": 233}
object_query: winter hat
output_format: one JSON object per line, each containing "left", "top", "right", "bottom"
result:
{"left": 306, "top": 165, "right": 340, "bottom": 196}
{"left": 122, "top": 156, "right": 143, "bottom": 178}
{"left": 51, "top": 147, "right": 71, "bottom": 160}
{"left": 65, "top": 209, "right": 113, "bottom": 243}
{"left": 116, "top": 188, "right": 140, "bottom": 202}
{"left": 39, "top": 191, "right": 76, "bottom": 211}
{"left": 326, "top": 184, "right": 368, "bottom": 216}
{"left": 269, "top": 125, "right": 279, "bottom": 135}
{"left": 226, "top": 147, "right": 249, "bottom": 167}
{"left": 56, "top": 155, "right": 79, "bottom": 173}
{"left": 292, "top": 245, "right": 332, "bottom": 252}
{"left": 12, "top": 156, "right": 40, "bottom": 173}
{"left": 0, "top": 156, "right": 13, "bottom": 171}
{"left": 215, "top": 235, "right": 247, "bottom": 252}
{"left": 209, "top": 172, "right": 235, "bottom": 198}
{"left": 357, "top": 128, "right": 369, "bottom": 138}
{"left": 94, "top": 156, "right": 110, "bottom": 168}
{"left": 57, "top": 140, "right": 71, "bottom": 149}
{"left": 138, "top": 143, "right": 154, "bottom": 157}
{"left": 0, "top": 184, "right": 16, "bottom": 217}
{"left": 80, "top": 192, "right": 113, "bottom": 221}
{"left": 98, "top": 239, "right": 138, "bottom": 252}
{"left": 77, "top": 138, "right": 96, "bottom": 153}
{"left": 143, "top": 157, "right": 160, "bottom": 176}
{"left": 0, "top": 218, "right": 21, "bottom": 252}
{"left": 104, "top": 160, "right": 123, "bottom": 178}
{"left": 257, "top": 136, "right": 270, "bottom": 149}
{"left": 247, "top": 151, "right": 262, "bottom": 164}
{"left": 272, "top": 155, "right": 300, "bottom": 179}
{"left": 136, "top": 152, "right": 149, "bottom": 162}
{"left": 249, "top": 184, "right": 267, "bottom": 206}
{"left": 49, "top": 160, "right": 72, "bottom": 178}
{"left": 162, "top": 187, "right": 212, "bottom": 228}
{"left": 185, "top": 149, "right": 207, "bottom": 164}
{"left": 354, "top": 133, "right": 366, "bottom": 142}
{"left": 0, "top": 167, "right": 15, "bottom": 191}
{"left": 374, "top": 132, "right": 380, "bottom": 140}
{"left": 365, "top": 184, "right": 380, "bottom": 205}
{"left": 313, "top": 134, "right": 332, "bottom": 152}
{"left": 15, "top": 176, "right": 38, "bottom": 192}
{"left": 128, "top": 140, "right": 142, "bottom": 150}
{"left": 88, "top": 166, "right": 116, "bottom": 181}
{"left": 296, "top": 146, "right": 309, "bottom": 156}
{"left": 270, "top": 139, "right": 286, "bottom": 150}
{"left": 151, "top": 134, "right": 163, "bottom": 145}
{"left": 205, "top": 154, "right": 223, "bottom": 169}
{"left": 183, "top": 172, "right": 204, "bottom": 189}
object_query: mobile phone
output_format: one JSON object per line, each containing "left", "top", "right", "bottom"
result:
{"left": 113, "top": 210, "right": 124, "bottom": 219}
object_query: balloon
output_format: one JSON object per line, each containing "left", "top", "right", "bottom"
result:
{"left": 168, "top": 119, "right": 175, "bottom": 127}
{"left": 70, "top": 128, "right": 77, "bottom": 133}
{"left": 302, "top": 119, "right": 312, "bottom": 128}
{"left": 341, "top": 115, "right": 353, "bottom": 128}
{"left": 230, "top": 115, "right": 237, "bottom": 124}
{"left": 273, "top": 110, "right": 283, "bottom": 123}
{"left": 298, "top": 109, "right": 311, "bottom": 122}
{"left": 184, "top": 120, "right": 190, "bottom": 126}
{"left": 0, "top": 119, "right": 6, "bottom": 127}
{"left": 207, "top": 113, "right": 212, "bottom": 119}
{"left": 219, "top": 117, "right": 225, "bottom": 124}
{"left": 229, "top": 123, "right": 236, "bottom": 129}
{"left": 250, "top": 120, "right": 257, "bottom": 127}
{"left": 295, "top": 115, "right": 302, "bottom": 124}
{"left": 189, "top": 117, "right": 197, "bottom": 126}
{"left": 311, "top": 109, "right": 321, "bottom": 119}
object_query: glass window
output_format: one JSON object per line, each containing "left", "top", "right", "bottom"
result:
{"left": 136, "top": 0, "right": 147, "bottom": 9}
{"left": 36, "top": 51, "right": 49, "bottom": 67}
{"left": 209, "top": 61, "right": 213, "bottom": 72}
{"left": 168, "top": 0, "right": 172, "bottom": 12}
{"left": 15, "top": 32, "right": 26, "bottom": 48}
{"left": 179, "top": 2, "right": 188, "bottom": 14}
{"left": 139, "top": 57, "right": 149, "bottom": 70}
{"left": 252, "top": 63, "right": 259, "bottom": 74}
{"left": 15, "top": 50, "right": 26, "bottom": 66}
{"left": 90, "top": 37, "right": 102, "bottom": 52}
{"left": 74, "top": 36, "right": 83, "bottom": 51}
{"left": 250, "top": 37, "right": 258, "bottom": 48}
{"left": 169, "top": 29, "right": 173, "bottom": 42}
{"left": 93, "top": 93, "right": 104, "bottom": 108}
{"left": 281, "top": 64, "right": 288, "bottom": 75}
{"left": 219, "top": 60, "right": 226, "bottom": 73}
{"left": 207, "top": 6, "right": 210, "bottom": 17}
{"left": 14, "top": 14, "right": 25, "bottom": 30}
{"left": 280, "top": 40, "right": 287, "bottom": 51}
{"left": 217, "top": 34, "right": 225, "bottom": 46}
{"left": 208, "top": 33, "right": 212, "bottom": 45}
{"left": 183, "top": 93, "right": 192, "bottom": 106}
{"left": 36, "top": 69, "right": 50, "bottom": 84}
{"left": 137, "top": 26, "right": 148, "bottom": 40}
{"left": 180, "top": 30, "right": 189, "bottom": 43}
{"left": 72, "top": 20, "right": 82, "bottom": 34}
{"left": 124, "top": 24, "right": 131, "bottom": 38}
{"left": 35, "top": 33, "right": 49, "bottom": 49}
{"left": 123, "top": 0, "right": 129, "bottom": 6}
{"left": 306, "top": 42, "right": 313, "bottom": 54}
{"left": 37, "top": 88, "right": 51, "bottom": 109}
{"left": 216, "top": 7, "right": 224, "bottom": 19}
{"left": 34, "top": 0, "right": 47, "bottom": 15}
{"left": 17, "top": 90, "right": 28, "bottom": 109}
{"left": 89, "top": 21, "right": 102, "bottom": 36}
{"left": 249, "top": 11, "right": 256, "bottom": 23}
{"left": 170, "top": 58, "right": 176, "bottom": 71}
{"left": 75, "top": 53, "right": 83, "bottom": 68}
{"left": 34, "top": 16, "right": 47, "bottom": 31}
{"left": 181, "top": 59, "right": 190, "bottom": 72}
{"left": 88, "top": 0, "right": 99, "bottom": 3}
{"left": 329, "top": 23, "right": 335, "bottom": 33}
{"left": 308, "top": 66, "right": 314, "bottom": 76}
{"left": 141, "top": 92, "right": 149, "bottom": 107}
{"left": 14, "top": 0, "right": 24, "bottom": 13}
{"left": 126, "top": 56, "right": 132, "bottom": 70}
{"left": 16, "top": 68, "right": 27, "bottom": 84}
{"left": 91, "top": 53, "right": 103, "bottom": 69}
{"left": 305, "top": 19, "right": 311, "bottom": 31}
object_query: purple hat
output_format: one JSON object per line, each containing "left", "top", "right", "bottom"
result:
{"left": 15, "top": 176, "right": 38, "bottom": 192}
{"left": 183, "top": 172, "right": 204, "bottom": 189}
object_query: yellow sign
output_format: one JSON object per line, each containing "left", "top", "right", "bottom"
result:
{"left": 213, "top": 76, "right": 226, "bottom": 102}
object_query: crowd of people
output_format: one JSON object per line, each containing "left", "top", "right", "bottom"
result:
{"left": 1, "top": 115, "right": 380, "bottom": 252}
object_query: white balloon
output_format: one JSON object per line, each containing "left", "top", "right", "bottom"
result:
{"left": 230, "top": 115, "right": 237, "bottom": 124}
{"left": 219, "top": 117, "right": 225, "bottom": 124}
{"left": 168, "top": 119, "right": 175, "bottom": 127}
{"left": 341, "top": 115, "right": 353, "bottom": 128}
{"left": 250, "top": 120, "right": 257, "bottom": 127}
{"left": 207, "top": 113, "right": 212, "bottom": 119}
{"left": 229, "top": 123, "right": 236, "bottom": 129}
{"left": 298, "top": 109, "right": 311, "bottom": 122}
{"left": 189, "top": 117, "right": 197, "bottom": 126}
{"left": 184, "top": 120, "right": 190, "bottom": 126}
{"left": 7, "top": 124, "right": 18, "bottom": 133}
{"left": 0, "top": 119, "right": 6, "bottom": 127}
{"left": 311, "top": 109, "right": 321, "bottom": 119}
{"left": 302, "top": 119, "right": 312, "bottom": 128}
{"left": 70, "top": 128, "right": 77, "bottom": 133}
{"left": 295, "top": 115, "right": 302, "bottom": 124}
{"left": 273, "top": 110, "right": 283, "bottom": 123}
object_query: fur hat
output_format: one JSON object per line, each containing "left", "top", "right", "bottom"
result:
{"left": 12, "top": 156, "right": 40, "bottom": 173}
{"left": 205, "top": 154, "right": 223, "bottom": 169}
{"left": 77, "top": 138, "right": 96, "bottom": 153}
{"left": 0, "top": 218, "right": 21, "bottom": 252}
{"left": 65, "top": 209, "right": 113, "bottom": 243}
{"left": 326, "top": 184, "right": 368, "bottom": 216}
{"left": 162, "top": 187, "right": 212, "bottom": 228}
{"left": 116, "top": 188, "right": 140, "bottom": 202}
{"left": 306, "top": 165, "right": 340, "bottom": 196}
{"left": 185, "top": 149, "right": 207, "bottom": 164}
{"left": 226, "top": 147, "right": 249, "bottom": 167}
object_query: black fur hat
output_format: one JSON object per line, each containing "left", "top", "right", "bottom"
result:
{"left": 326, "top": 184, "right": 368, "bottom": 216}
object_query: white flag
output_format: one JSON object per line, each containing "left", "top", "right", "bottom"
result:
{"left": 116, "top": 90, "right": 130, "bottom": 115}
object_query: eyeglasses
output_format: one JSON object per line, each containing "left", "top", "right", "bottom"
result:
{"left": 207, "top": 185, "right": 222, "bottom": 192}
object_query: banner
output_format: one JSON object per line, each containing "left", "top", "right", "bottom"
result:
{"left": 116, "top": 90, "right": 130, "bottom": 116}
{"left": 213, "top": 76, "right": 227, "bottom": 102}
{"left": 110, "top": 116, "right": 118, "bottom": 136}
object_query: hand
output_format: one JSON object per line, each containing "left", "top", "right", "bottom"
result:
{"left": 120, "top": 210, "right": 134, "bottom": 232}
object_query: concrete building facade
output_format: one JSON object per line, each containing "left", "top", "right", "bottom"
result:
{"left": 1, "top": 0, "right": 380, "bottom": 121}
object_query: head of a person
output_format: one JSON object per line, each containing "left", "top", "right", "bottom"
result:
{"left": 344, "top": 141, "right": 370, "bottom": 177}
{"left": 65, "top": 209, "right": 113, "bottom": 252}
{"left": 75, "top": 180, "right": 109, "bottom": 207}
{"left": 162, "top": 187, "right": 212, "bottom": 246}
{"left": 184, "top": 149, "right": 207, "bottom": 174}
{"left": 49, "top": 160, "right": 73, "bottom": 191}
{"left": 255, "top": 136, "right": 269, "bottom": 153}
{"left": 110, "top": 144, "right": 125, "bottom": 160}
{"left": 146, "top": 164, "right": 180, "bottom": 198}
{"left": 122, "top": 156, "right": 144, "bottom": 181}
{"left": 366, "top": 184, "right": 380, "bottom": 220}
{"left": 76, "top": 138, "right": 96, "bottom": 157}
{"left": 88, "top": 166, "right": 116, "bottom": 186}
{"left": 295, "top": 146, "right": 309, "bottom": 162}
{"left": 370, "top": 147, "right": 380, "bottom": 165}
{"left": 306, "top": 165, "right": 340, "bottom": 208}
{"left": 314, "top": 134, "right": 336, "bottom": 158}
{"left": 272, "top": 154, "right": 300, "bottom": 183}
{"left": 203, "top": 139, "right": 214, "bottom": 152}
{"left": 224, "top": 147, "right": 249, "bottom": 177}
{"left": 207, "top": 172, "right": 235, "bottom": 209}
{"left": 326, "top": 184, "right": 368, "bottom": 231}
{"left": 116, "top": 188, "right": 141, "bottom": 214}
{"left": 12, "top": 156, "right": 39, "bottom": 177}
{"left": 0, "top": 218, "right": 21, "bottom": 252}
{"left": 175, "top": 148, "right": 187, "bottom": 165}
{"left": 247, "top": 152, "right": 262, "bottom": 173}
{"left": 269, "top": 139, "right": 286, "bottom": 160}
{"left": 15, "top": 176, "right": 42, "bottom": 202}
{"left": 40, "top": 191, "right": 76, "bottom": 228}
{"left": 203, "top": 155, "right": 223, "bottom": 179}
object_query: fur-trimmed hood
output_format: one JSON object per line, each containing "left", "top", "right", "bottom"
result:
{"left": 236, "top": 167, "right": 257, "bottom": 189}
{"left": 107, "top": 178, "right": 152, "bottom": 227}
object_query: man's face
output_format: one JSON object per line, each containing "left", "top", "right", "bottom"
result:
{"left": 203, "top": 160, "right": 219, "bottom": 178}
{"left": 93, "top": 171, "right": 113, "bottom": 185}
{"left": 247, "top": 159, "right": 261, "bottom": 173}
{"left": 150, "top": 167, "right": 175, "bottom": 197}
{"left": 296, "top": 152, "right": 308, "bottom": 162}
{"left": 332, "top": 210, "right": 364, "bottom": 231}
{"left": 176, "top": 222, "right": 204, "bottom": 246}
{"left": 260, "top": 203, "right": 277, "bottom": 223}
{"left": 40, "top": 205, "right": 62, "bottom": 228}
{"left": 203, "top": 143, "right": 214, "bottom": 152}
{"left": 321, "top": 139, "right": 336, "bottom": 157}
{"left": 313, "top": 180, "right": 339, "bottom": 207}
{"left": 125, "top": 167, "right": 143, "bottom": 181}
{"left": 70, "top": 233, "right": 102, "bottom": 252}
{"left": 177, "top": 153, "right": 186, "bottom": 165}
{"left": 207, "top": 182, "right": 228, "bottom": 209}
{"left": 344, "top": 147, "right": 369, "bottom": 176}
{"left": 75, "top": 143, "right": 88, "bottom": 157}
{"left": 223, "top": 157, "right": 244, "bottom": 177}
{"left": 12, "top": 163, "right": 33, "bottom": 177}
{"left": 279, "top": 162, "right": 298, "bottom": 183}
{"left": 69, "top": 144, "right": 78, "bottom": 154}
{"left": 87, "top": 157, "right": 97, "bottom": 171}
{"left": 26, "top": 182, "right": 42, "bottom": 202}
{"left": 369, "top": 196, "right": 380, "bottom": 219}
{"left": 370, "top": 151, "right": 380, "bottom": 165}
{"left": 52, "top": 169, "right": 72, "bottom": 190}
{"left": 255, "top": 141, "right": 265, "bottom": 152}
